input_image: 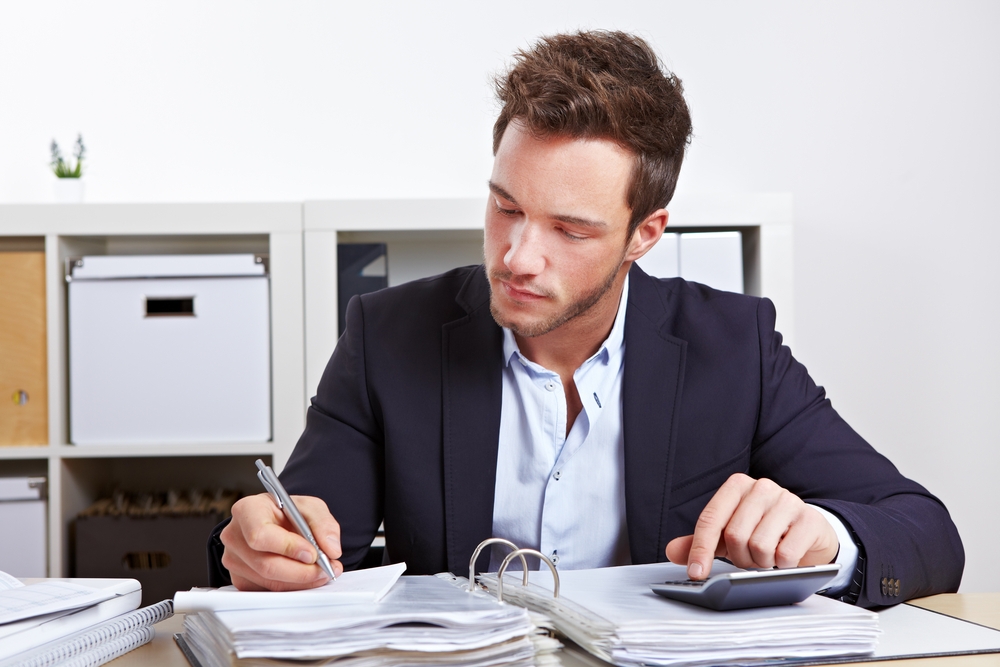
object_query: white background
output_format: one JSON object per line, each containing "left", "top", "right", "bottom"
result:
{"left": 1, "top": 1, "right": 996, "bottom": 592}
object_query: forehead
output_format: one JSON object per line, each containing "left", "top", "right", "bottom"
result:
{"left": 491, "top": 123, "right": 634, "bottom": 224}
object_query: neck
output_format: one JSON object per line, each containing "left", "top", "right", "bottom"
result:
{"left": 514, "top": 265, "right": 628, "bottom": 377}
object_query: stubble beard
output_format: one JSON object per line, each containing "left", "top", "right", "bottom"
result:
{"left": 488, "top": 254, "right": 626, "bottom": 338}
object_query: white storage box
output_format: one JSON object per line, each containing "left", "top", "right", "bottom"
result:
{"left": 0, "top": 477, "right": 47, "bottom": 577}
{"left": 68, "top": 254, "right": 271, "bottom": 445}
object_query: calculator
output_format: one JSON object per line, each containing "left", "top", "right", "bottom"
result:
{"left": 649, "top": 564, "right": 841, "bottom": 611}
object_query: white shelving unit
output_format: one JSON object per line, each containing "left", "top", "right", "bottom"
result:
{"left": 0, "top": 194, "right": 792, "bottom": 577}
{"left": 0, "top": 203, "right": 305, "bottom": 577}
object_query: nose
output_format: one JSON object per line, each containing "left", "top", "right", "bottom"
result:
{"left": 503, "top": 220, "right": 545, "bottom": 276}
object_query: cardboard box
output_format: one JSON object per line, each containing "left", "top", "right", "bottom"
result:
{"left": 0, "top": 251, "right": 48, "bottom": 446}
{"left": 74, "top": 513, "right": 224, "bottom": 606}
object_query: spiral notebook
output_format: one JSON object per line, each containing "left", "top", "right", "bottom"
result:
{"left": 0, "top": 575, "right": 141, "bottom": 662}
{"left": 0, "top": 599, "right": 172, "bottom": 667}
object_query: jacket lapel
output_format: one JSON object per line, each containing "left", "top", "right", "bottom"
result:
{"left": 441, "top": 267, "right": 504, "bottom": 575}
{"left": 623, "top": 264, "right": 687, "bottom": 564}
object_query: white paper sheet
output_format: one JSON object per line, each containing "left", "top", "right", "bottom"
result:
{"left": 0, "top": 571, "right": 25, "bottom": 592}
{"left": 173, "top": 562, "right": 406, "bottom": 613}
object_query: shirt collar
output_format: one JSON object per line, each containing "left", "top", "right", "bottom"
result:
{"left": 503, "top": 274, "right": 630, "bottom": 369}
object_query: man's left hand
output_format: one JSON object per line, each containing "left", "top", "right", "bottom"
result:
{"left": 665, "top": 473, "right": 839, "bottom": 580}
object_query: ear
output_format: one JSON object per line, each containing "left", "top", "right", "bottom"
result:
{"left": 624, "top": 208, "right": 669, "bottom": 262}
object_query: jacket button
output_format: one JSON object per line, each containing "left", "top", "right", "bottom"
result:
{"left": 893, "top": 579, "right": 901, "bottom": 597}
{"left": 881, "top": 577, "right": 888, "bottom": 596}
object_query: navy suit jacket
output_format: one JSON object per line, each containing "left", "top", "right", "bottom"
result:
{"left": 210, "top": 264, "right": 963, "bottom": 608}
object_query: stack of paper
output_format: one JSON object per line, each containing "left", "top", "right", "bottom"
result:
{"left": 478, "top": 562, "right": 880, "bottom": 667}
{"left": 0, "top": 569, "right": 170, "bottom": 667}
{"left": 182, "top": 574, "right": 559, "bottom": 667}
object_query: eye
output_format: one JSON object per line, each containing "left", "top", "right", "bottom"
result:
{"left": 492, "top": 198, "right": 519, "bottom": 217}
{"left": 558, "top": 227, "right": 587, "bottom": 242}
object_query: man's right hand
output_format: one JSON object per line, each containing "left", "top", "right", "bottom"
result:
{"left": 220, "top": 493, "right": 344, "bottom": 591}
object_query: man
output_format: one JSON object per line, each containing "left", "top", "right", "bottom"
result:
{"left": 210, "top": 31, "right": 963, "bottom": 608}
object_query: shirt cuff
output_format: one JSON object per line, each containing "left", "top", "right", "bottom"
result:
{"left": 808, "top": 504, "right": 859, "bottom": 596}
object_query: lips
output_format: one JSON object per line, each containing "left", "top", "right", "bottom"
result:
{"left": 501, "top": 280, "right": 545, "bottom": 301}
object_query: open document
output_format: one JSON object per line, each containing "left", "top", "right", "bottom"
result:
{"left": 478, "top": 561, "right": 880, "bottom": 666}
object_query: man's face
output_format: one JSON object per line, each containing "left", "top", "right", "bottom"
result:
{"left": 484, "top": 122, "right": 635, "bottom": 338}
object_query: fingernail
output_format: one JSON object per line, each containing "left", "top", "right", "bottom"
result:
{"left": 296, "top": 550, "right": 314, "bottom": 564}
{"left": 688, "top": 562, "right": 703, "bottom": 579}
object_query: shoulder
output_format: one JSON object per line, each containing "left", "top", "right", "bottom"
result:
{"left": 346, "top": 265, "right": 489, "bottom": 339}
{"left": 354, "top": 264, "right": 488, "bottom": 325}
{"left": 627, "top": 266, "right": 767, "bottom": 341}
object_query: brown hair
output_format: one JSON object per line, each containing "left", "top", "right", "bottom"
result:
{"left": 493, "top": 31, "right": 692, "bottom": 237}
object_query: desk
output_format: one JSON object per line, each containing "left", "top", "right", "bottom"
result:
{"left": 108, "top": 593, "right": 1000, "bottom": 666}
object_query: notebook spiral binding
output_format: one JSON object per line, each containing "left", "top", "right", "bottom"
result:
{"left": 8, "top": 600, "right": 173, "bottom": 667}
{"left": 469, "top": 538, "right": 560, "bottom": 603}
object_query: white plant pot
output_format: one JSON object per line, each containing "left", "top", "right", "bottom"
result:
{"left": 53, "top": 178, "right": 85, "bottom": 203}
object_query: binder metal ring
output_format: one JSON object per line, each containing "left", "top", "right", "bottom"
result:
{"left": 496, "top": 548, "right": 559, "bottom": 603}
{"left": 468, "top": 538, "right": 528, "bottom": 592}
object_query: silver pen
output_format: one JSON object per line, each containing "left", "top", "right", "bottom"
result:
{"left": 255, "top": 459, "right": 337, "bottom": 582}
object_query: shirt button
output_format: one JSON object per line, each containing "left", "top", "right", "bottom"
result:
{"left": 551, "top": 553, "right": 560, "bottom": 565}
{"left": 553, "top": 470, "right": 562, "bottom": 480}
{"left": 544, "top": 381, "right": 556, "bottom": 391}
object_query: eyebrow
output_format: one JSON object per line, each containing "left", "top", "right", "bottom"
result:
{"left": 487, "top": 181, "right": 609, "bottom": 230}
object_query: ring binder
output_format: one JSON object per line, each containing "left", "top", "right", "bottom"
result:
{"left": 496, "top": 548, "right": 560, "bottom": 603}
{"left": 467, "top": 538, "right": 528, "bottom": 592}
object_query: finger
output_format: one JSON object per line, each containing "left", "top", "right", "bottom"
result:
{"left": 776, "top": 507, "right": 840, "bottom": 568}
{"left": 228, "top": 553, "right": 331, "bottom": 591}
{"left": 291, "top": 495, "right": 343, "bottom": 560}
{"left": 688, "top": 473, "right": 754, "bottom": 579}
{"left": 666, "top": 535, "right": 694, "bottom": 565}
{"left": 745, "top": 488, "right": 803, "bottom": 569}
{"left": 667, "top": 535, "right": 728, "bottom": 565}
{"left": 221, "top": 517, "right": 330, "bottom": 591}
{"left": 229, "top": 494, "right": 315, "bottom": 561}
{"left": 721, "top": 482, "right": 776, "bottom": 569}
{"left": 242, "top": 511, "right": 319, "bottom": 564}
{"left": 224, "top": 494, "right": 336, "bottom": 590}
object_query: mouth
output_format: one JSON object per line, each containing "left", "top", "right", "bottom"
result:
{"left": 499, "top": 279, "right": 546, "bottom": 302}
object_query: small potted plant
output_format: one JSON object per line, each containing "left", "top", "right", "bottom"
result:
{"left": 51, "top": 134, "right": 86, "bottom": 203}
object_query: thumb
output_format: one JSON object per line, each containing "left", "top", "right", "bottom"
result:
{"left": 292, "top": 495, "right": 342, "bottom": 560}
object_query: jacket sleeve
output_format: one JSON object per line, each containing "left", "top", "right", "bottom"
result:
{"left": 749, "top": 298, "right": 964, "bottom": 607}
{"left": 281, "top": 294, "right": 385, "bottom": 570}
{"left": 206, "top": 294, "right": 384, "bottom": 584}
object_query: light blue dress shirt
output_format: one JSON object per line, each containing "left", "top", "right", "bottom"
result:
{"left": 490, "top": 275, "right": 856, "bottom": 595}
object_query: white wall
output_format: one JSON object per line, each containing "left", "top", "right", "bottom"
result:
{"left": 2, "top": 1, "right": 997, "bottom": 591}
